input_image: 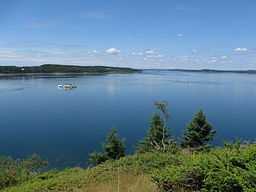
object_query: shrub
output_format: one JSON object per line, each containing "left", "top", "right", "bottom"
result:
{"left": 152, "top": 144, "right": 256, "bottom": 192}
{"left": 0, "top": 154, "right": 47, "bottom": 190}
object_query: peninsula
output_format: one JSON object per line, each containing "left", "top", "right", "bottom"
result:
{"left": 0, "top": 64, "right": 141, "bottom": 75}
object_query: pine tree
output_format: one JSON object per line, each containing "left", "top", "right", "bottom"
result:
{"left": 137, "top": 101, "right": 174, "bottom": 153}
{"left": 182, "top": 110, "right": 216, "bottom": 149}
{"left": 104, "top": 129, "right": 125, "bottom": 160}
{"left": 89, "top": 129, "right": 125, "bottom": 165}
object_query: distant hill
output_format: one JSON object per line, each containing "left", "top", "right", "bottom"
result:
{"left": 0, "top": 64, "right": 141, "bottom": 74}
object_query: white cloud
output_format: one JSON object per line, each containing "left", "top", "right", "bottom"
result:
{"left": 87, "top": 50, "right": 99, "bottom": 55}
{"left": 146, "top": 54, "right": 164, "bottom": 59}
{"left": 0, "top": 47, "right": 107, "bottom": 66}
{"left": 0, "top": 48, "right": 25, "bottom": 59}
{"left": 145, "top": 49, "right": 155, "bottom": 55}
{"left": 131, "top": 52, "right": 143, "bottom": 56}
{"left": 141, "top": 49, "right": 165, "bottom": 59}
{"left": 220, "top": 55, "right": 228, "bottom": 59}
{"left": 177, "top": 33, "right": 184, "bottom": 37}
{"left": 105, "top": 48, "right": 121, "bottom": 55}
{"left": 234, "top": 48, "right": 248, "bottom": 52}
{"left": 208, "top": 59, "right": 217, "bottom": 63}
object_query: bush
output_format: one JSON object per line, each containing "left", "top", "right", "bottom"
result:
{"left": 0, "top": 154, "right": 47, "bottom": 190}
{"left": 152, "top": 144, "right": 256, "bottom": 192}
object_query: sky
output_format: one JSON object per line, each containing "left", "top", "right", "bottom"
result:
{"left": 0, "top": 0, "right": 256, "bottom": 69}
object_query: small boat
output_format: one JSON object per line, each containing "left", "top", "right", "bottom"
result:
{"left": 57, "top": 84, "right": 77, "bottom": 90}
{"left": 63, "top": 84, "right": 77, "bottom": 89}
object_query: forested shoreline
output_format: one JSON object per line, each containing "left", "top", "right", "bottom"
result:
{"left": 0, "top": 64, "right": 140, "bottom": 74}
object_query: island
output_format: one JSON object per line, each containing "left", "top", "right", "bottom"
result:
{"left": 0, "top": 64, "right": 141, "bottom": 75}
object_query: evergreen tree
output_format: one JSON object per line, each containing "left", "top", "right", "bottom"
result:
{"left": 89, "top": 129, "right": 125, "bottom": 165}
{"left": 182, "top": 110, "right": 216, "bottom": 149}
{"left": 104, "top": 129, "right": 125, "bottom": 160}
{"left": 137, "top": 101, "right": 174, "bottom": 153}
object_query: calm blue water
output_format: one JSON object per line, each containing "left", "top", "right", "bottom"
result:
{"left": 0, "top": 70, "right": 256, "bottom": 167}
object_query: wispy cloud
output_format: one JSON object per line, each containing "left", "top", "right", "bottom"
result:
{"left": 0, "top": 47, "right": 106, "bottom": 66}
{"left": 220, "top": 55, "right": 228, "bottom": 60}
{"left": 131, "top": 52, "right": 143, "bottom": 56}
{"left": 130, "top": 49, "right": 164, "bottom": 60}
{"left": 208, "top": 59, "right": 217, "bottom": 63}
{"left": 144, "top": 49, "right": 155, "bottom": 55}
{"left": 145, "top": 54, "right": 164, "bottom": 59}
{"left": 0, "top": 46, "right": 255, "bottom": 69}
{"left": 234, "top": 47, "right": 248, "bottom": 52}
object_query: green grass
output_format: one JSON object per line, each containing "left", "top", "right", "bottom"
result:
{"left": 2, "top": 152, "right": 176, "bottom": 192}
{"left": 3, "top": 144, "right": 256, "bottom": 192}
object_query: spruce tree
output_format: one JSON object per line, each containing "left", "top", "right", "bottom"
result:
{"left": 182, "top": 110, "right": 215, "bottom": 149}
{"left": 104, "top": 128, "right": 125, "bottom": 160}
{"left": 89, "top": 129, "right": 125, "bottom": 165}
{"left": 137, "top": 101, "right": 174, "bottom": 153}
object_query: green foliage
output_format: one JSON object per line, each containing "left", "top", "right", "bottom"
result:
{"left": 152, "top": 144, "right": 256, "bottom": 192}
{"left": 21, "top": 154, "right": 48, "bottom": 173}
{"left": 89, "top": 129, "right": 125, "bottom": 166}
{"left": 182, "top": 110, "right": 216, "bottom": 149}
{"left": 137, "top": 101, "right": 176, "bottom": 153}
{"left": 88, "top": 152, "right": 108, "bottom": 166}
{"left": 2, "top": 151, "right": 180, "bottom": 192}
{"left": 0, "top": 154, "right": 47, "bottom": 190}
{"left": 137, "top": 114, "right": 169, "bottom": 153}
{"left": 104, "top": 129, "right": 125, "bottom": 160}
{"left": 3, "top": 145, "right": 256, "bottom": 192}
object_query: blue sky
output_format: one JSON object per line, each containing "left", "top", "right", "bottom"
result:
{"left": 0, "top": 0, "right": 256, "bottom": 69}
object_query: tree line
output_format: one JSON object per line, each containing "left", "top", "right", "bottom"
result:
{"left": 89, "top": 101, "right": 216, "bottom": 165}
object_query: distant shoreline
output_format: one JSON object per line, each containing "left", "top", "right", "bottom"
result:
{"left": 145, "top": 69, "right": 256, "bottom": 74}
{"left": 1, "top": 64, "right": 255, "bottom": 76}
{"left": 0, "top": 72, "right": 138, "bottom": 77}
{"left": 0, "top": 64, "right": 141, "bottom": 76}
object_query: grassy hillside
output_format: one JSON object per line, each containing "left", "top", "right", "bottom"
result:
{"left": 0, "top": 64, "right": 140, "bottom": 74}
{"left": 3, "top": 144, "right": 256, "bottom": 192}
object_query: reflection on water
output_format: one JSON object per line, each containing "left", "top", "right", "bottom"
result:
{"left": 0, "top": 87, "right": 25, "bottom": 93}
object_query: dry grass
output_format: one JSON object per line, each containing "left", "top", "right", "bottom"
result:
{"left": 82, "top": 173, "right": 157, "bottom": 192}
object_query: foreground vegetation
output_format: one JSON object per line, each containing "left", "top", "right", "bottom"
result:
{"left": 0, "top": 64, "right": 140, "bottom": 74}
{"left": 2, "top": 144, "right": 256, "bottom": 192}
{"left": 1, "top": 101, "right": 256, "bottom": 191}
{"left": 0, "top": 154, "right": 47, "bottom": 190}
